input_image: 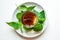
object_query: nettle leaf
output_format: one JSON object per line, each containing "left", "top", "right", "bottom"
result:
{"left": 6, "top": 22, "right": 20, "bottom": 30}
{"left": 23, "top": 26, "right": 33, "bottom": 31}
{"left": 38, "top": 18, "right": 45, "bottom": 23}
{"left": 19, "top": 5, "right": 27, "bottom": 11}
{"left": 27, "top": 6, "right": 35, "bottom": 11}
{"left": 19, "top": 22, "right": 23, "bottom": 33}
{"left": 16, "top": 12, "right": 22, "bottom": 22}
{"left": 33, "top": 23, "right": 43, "bottom": 32}
{"left": 19, "top": 22, "right": 23, "bottom": 26}
{"left": 38, "top": 10, "right": 46, "bottom": 23}
{"left": 39, "top": 10, "right": 45, "bottom": 18}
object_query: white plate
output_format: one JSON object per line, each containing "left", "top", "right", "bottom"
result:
{"left": 12, "top": 2, "right": 48, "bottom": 38}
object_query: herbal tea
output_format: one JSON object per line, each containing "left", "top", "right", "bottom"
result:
{"left": 22, "top": 11, "right": 37, "bottom": 27}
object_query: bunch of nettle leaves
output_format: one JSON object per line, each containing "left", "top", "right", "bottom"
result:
{"left": 6, "top": 5, "right": 46, "bottom": 32}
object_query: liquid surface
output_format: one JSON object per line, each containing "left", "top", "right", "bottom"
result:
{"left": 22, "top": 11, "right": 37, "bottom": 26}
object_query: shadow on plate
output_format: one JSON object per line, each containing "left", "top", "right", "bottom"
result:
{"left": 14, "top": 27, "right": 47, "bottom": 40}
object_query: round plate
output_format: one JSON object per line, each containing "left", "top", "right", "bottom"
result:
{"left": 12, "top": 2, "right": 48, "bottom": 38}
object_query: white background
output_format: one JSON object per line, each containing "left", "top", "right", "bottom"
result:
{"left": 0, "top": 0, "right": 60, "bottom": 40}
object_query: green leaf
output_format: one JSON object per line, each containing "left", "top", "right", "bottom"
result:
{"left": 19, "top": 22, "right": 23, "bottom": 26}
{"left": 39, "top": 10, "right": 45, "bottom": 18}
{"left": 19, "top": 5, "right": 27, "bottom": 11}
{"left": 16, "top": 12, "right": 22, "bottom": 22}
{"left": 27, "top": 6, "right": 35, "bottom": 11}
{"left": 33, "top": 23, "right": 43, "bottom": 32}
{"left": 6, "top": 22, "right": 20, "bottom": 30}
{"left": 38, "top": 10, "right": 46, "bottom": 23}
{"left": 19, "top": 22, "right": 23, "bottom": 33}
{"left": 23, "top": 26, "right": 33, "bottom": 31}
{"left": 38, "top": 18, "right": 45, "bottom": 23}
